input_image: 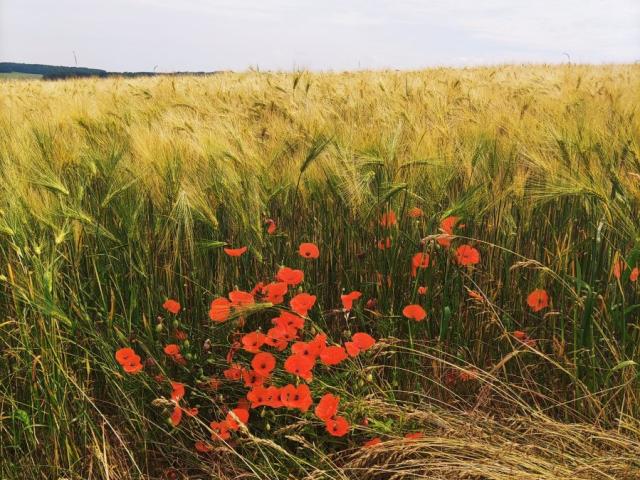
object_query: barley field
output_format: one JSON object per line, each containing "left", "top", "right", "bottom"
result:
{"left": 2, "top": 65, "right": 640, "bottom": 479}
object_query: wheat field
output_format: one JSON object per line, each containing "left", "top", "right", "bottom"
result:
{"left": 1, "top": 65, "right": 640, "bottom": 479}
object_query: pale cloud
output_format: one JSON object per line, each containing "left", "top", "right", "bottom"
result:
{"left": 0, "top": 0, "right": 638, "bottom": 71}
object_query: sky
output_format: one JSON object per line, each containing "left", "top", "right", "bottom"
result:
{"left": 1, "top": 0, "right": 639, "bottom": 71}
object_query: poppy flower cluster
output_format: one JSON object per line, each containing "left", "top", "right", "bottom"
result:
{"left": 115, "top": 347, "right": 143, "bottom": 374}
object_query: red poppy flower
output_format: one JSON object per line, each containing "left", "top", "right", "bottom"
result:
{"left": 290, "top": 293, "right": 317, "bottom": 316}
{"left": 115, "top": 347, "right": 136, "bottom": 364}
{"left": 263, "top": 386, "right": 283, "bottom": 408}
{"left": 404, "top": 432, "right": 424, "bottom": 440}
{"left": 320, "top": 345, "right": 348, "bottom": 366}
{"left": 325, "top": 416, "right": 349, "bottom": 437}
{"left": 251, "top": 352, "right": 276, "bottom": 377}
{"left": 224, "top": 246, "right": 247, "bottom": 257}
{"left": 299, "top": 242, "right": 320, "bottom": 259}
{"left": 284, "top": 354, "right": 315, "bottom": 380}
{"left": 265, "top": 219, "right": 277, "bottom": 235}
{"left": 170, "top": 405, "right": 183, "bottom": 427}
{"left": 162, "top": 299, "right": 181, "bottom": 314}
{"left": 408, "top": 207, "right": 424, "bottom": 218}
{"left": 345, "top": 341, "right": 360, "bottom": 357}
{"left": 263, "top": 335, "right": 289, "bottom": 351}
{"left": 210, "top": 421, "right": 230, "bottom": 441}
{"left": 121, "top": 357, "right": 143, "bottom": 374}
{"left": 209, "top": 297, "right": 231, "bottom": 322}
{"left": 276, "top": 267, "right": 304, "bottom": 286}
{"left": 364, "top": 437, "right": 382, "bottom": 447}
{"left": 402, "top": 304, "right": 426, "bottom": 321}
{"left": 223, "top": 364, "right": 244, "bottom": 381}
{"left": 272, "top": 311, "right": 305, "bottom": 331}
{"left": 280, "top": 384, "right": 313, "bottom": 412}
{"left": 229, "top": 290, "right": 255, "bottom": 307}
{"left": 164, "top": 344, "right": 180, "bottom": 356}
{"left": 315, "top": 393, "right": 340, "bottom": 421}
{"left": 527, "top": 289, "right": 549, "bottom": 312}
{"left": 241, "top": 331, "right": 266, "bottom": 353}
{"left": 411, "top": 252, "right": 430, "bottom": 277}
{"left": 467, "top": 289, "right": 483, "bottom": 300}
{"left": 247, "top": 386, "right": 268, "bottom": 408}
{"left": 417, "top": 286, "right": 427, "bottom": 295}
{"left": 267, "top": 324, "right": 299, "bottom": 345}
{"left": 377, "top": 237, "right": 392, "bottom": 250}
{"left": 341, "top": 291, "right": 362, "bottom": 311}
{"left": 170, "top": 381, "right": 186, "bottom": 401}
{"left": 513, "top": 330, "right": 528, "bottom": 341}
{"left": 309, "top": 333, "right": 328, "bottom": 355}
{"left": 455, "top": 245, "right": 480, "bottom": 266}
{"left": 459, "top": 369, "right": 479, "bottom": 381}
{"left": 436, "top": 216, "right": 460, "bottom": 247}
{"left": 225, "top": 408, "right": 249, "bottom": 430}
{"left": 263, "top": 281, "right": 288, "bottom": 304}
{"left": 194, "top": 441, "right": 213, "bottom": 453}
{"left": 380, "top": 210, "right": 397, "bottom": 227}
{"left": 352, "top": 332, "right": 376, "bottom": 351}
{"left": 632, "top": 267, "right": 639, "bottom": 282}
{"left": 242, "top": 369, "right": 266, "bottom": 388}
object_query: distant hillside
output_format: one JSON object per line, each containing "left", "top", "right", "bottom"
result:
{"left": 0, "top": 62, "right": 217, "bottom": 80}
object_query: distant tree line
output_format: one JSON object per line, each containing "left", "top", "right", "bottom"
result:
{"left": 0, "top": 62, "right": 217, "bottom": 79}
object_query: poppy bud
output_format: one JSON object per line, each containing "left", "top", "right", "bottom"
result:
{"left": 366, "top": 373, "right": 374, "bottom": 382}
{"left": 172, "top": 319, "right": 179, "bottom": 329}
{"left": 358, "top": 379, "right": 364, "bottom": 387}
{"left": 260, "top": 409, "right": 266, "bottom": 418}
{"left": 185, "top": 353, "right": 193, "bottom": 361}
{"left": 155, "top": 323, "right": 164, "bottom": 332}
{"left": 183, "top": 339, "right": 190, "bottom": 348}
{"left": 265, "top": 422, "right": 271, "bottom": 431}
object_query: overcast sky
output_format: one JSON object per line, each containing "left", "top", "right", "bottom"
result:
{"left": 1, "top": 0, "right": 639, "bottom": 71}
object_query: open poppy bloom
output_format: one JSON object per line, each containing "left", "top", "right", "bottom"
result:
{"left": 403, "top": 304, "right": 427, "bottom": 321}
{"left": 273, "top": 311, "right": 305, "bottom": 331}
{"left": 241, "top": 331, "right": 266, "bottom": 353}
{"left": 527, "top": 289, "right": 549, "bottom": 312}
{"left": 225, "top": 408, "right": 249, "bottom": 430}
{"left": 224, "top": 246, "right": 247, "bottom": 257}
{"left": 325, "top": 416, "right": 349, "bottom": 437}
{"left": 437, "top": 216, "right": 461, "bottom": 247}
{"left": 170, "top": 405, "right": 183, "bottom": 427}
{"left": 315, "top": 393, "right": 340, "bottom": 421}
{"left": 164, "top": 344, "right": 180, "bottom": 356}
{"left": 280, "top": 384, "right": 313, "bottom": 412}
{"left": 320, "top": 345, "right": 348, "bottom": 366}
{"left": 408, "top": 207, "right": 424, "bottom": 218}
{"left": 380, "top": 210, "right": 397, "bottom": 227}
{"left": 121, "top": 356, "right": 143, "bottom": 374}
{"left": 276, "top": 266, "right": 304, "bottom": 286}
{"left": 265, "top": 219, "right": 277, "bottom": 235}
{"left": 223, "top": 364, "right": 244, "bottom": 381}
{"left": 411, "top": 252, "right": 430, "bottom": 277}
{"left": 284, "top": 354, "right": 315, "bottom": 380}
{"left": 242, "top": 369, "right": 266, "bottom": 388}
{"left": 341, "top": 291, "right": 362, "bottom": 311}
{"left": 209, "top": 297, "right": 231, "bottom": 322}
{"left": 251, "top": 352, "right": 276, "bottom": 377}
{"left": 210, "top": 421, "right": 230, "bottom": 441}
{"left": 290, "top": 293, "right": 317, "bottom": 316}
{"left": 345, "top": 341, "right": 360, "bottom": 357}
{"left": 229, "top": 290, "right": 255, "bottom": 307}
{"left": 115, "top": 347, "right": 136, "bottom": 364}
{"left": 364, "top": 437, "right": 382, "bottom": 447}
{"left": 162, "top": 299, "right": 181, "bottom": 314}
{"left": 170, "top": 381, "right": 186, "bottom": 401}
{"left": 352, "top": 332, "right": 376, "bottom": 351}
{"left": 262, "top": 281, "right": 288, "bottom": 304}
{"left": 299, "top": 242, "right": 320, "bottom": 259}
{"left": 455, "top": 244, "right": 480, "bottom": 266}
